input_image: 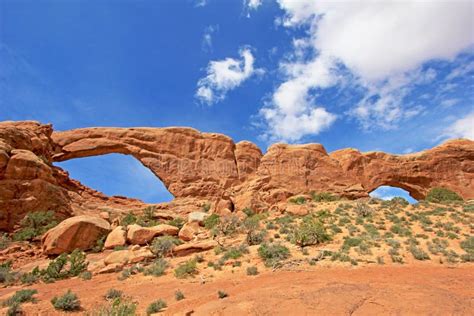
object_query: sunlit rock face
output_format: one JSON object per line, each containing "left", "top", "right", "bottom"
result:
{"left": 1, "top": 120, "right": 473, "bottom": 230}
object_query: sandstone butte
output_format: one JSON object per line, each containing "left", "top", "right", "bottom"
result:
{"left": 0, "top": 120, "right": 473, "bottom": 231}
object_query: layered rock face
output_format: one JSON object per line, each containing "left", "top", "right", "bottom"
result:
{"left": 1, "top": 120, "right": 473, "bottom": 230}
{"left": 0, "top": 121, "right": 145, "bottom": 231}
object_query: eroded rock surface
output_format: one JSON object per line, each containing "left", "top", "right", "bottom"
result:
{"left": 1, "top": 120, "right": 473, "bottom": 230}
{"left": 42, "top": 215, "right": 111, "bottom": 255}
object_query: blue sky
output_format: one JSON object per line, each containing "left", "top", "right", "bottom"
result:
{"left": 1, "top": 0, "right": 473, "bottom": 202}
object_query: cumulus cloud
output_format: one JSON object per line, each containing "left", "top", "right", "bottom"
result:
{"left": 259, "top": 53, "right": 338, "bottom": 141}
{"left": 443, "top": 112, "right": 474, "bottom": 140}
{"left": 196, "top": 47, "right": 263, "bottom": 105}
{"left": 259, "top": 0, "right": 474, "bottom": 141}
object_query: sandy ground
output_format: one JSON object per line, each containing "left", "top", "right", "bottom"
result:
{"left": 1, "top": 264, "right": 472, "bottom": 315}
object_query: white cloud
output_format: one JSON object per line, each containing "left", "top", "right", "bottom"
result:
{"left": 258, "top": 53, "right": 338, "bottom": 141}
{"left": 202, "top": 25, "right": 218, "bottom": 52}
{"left": 443, "top": 112, "right": 474, "bottom": 140}
{"left": 244, "top": 0, "right": 262, "bottom": 10}
{"left": 260, "top": 0, "right": 474, "bottom": 140}
{"left": 440, "top": 98, "right": 460, "bottom": 108}
{"left": 196, "top": 47, "right": 263, "bottom": 105}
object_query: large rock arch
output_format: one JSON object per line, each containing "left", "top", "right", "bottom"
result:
{"left": 1, "top": 120, "right": 473, "bottom": 230}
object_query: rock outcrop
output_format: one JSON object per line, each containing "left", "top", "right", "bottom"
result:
{"left": 1, "top": 120, "right": 473, "bottom": 230}
{"left": 42, "top": 215, "right": 111, "bottom": 255}
{"left": 126, "top": 224, "right": 179, "bottom": 245}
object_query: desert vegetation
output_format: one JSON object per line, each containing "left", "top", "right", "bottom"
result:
{"left": 0, "top": 187, "right": 472, "bottom": 314}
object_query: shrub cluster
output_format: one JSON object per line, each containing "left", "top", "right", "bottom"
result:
{"left": 291, "top": 216, "right": 331, "bottom": 247}
{"left": 258, "top": 243, "right": 290, "bottom": 267}
{"left": 13, "top": 211, "right": 58, "bottom": 241}
{"left": 426, "top": 188, "right": 463, "bottom": 203}
{"left": 311, "top": 192, "right": 339, "bottom": 202}
{"left": 146, "top": 299, "right": 167, "bottom": 315}
{"left": 51, "top": 290, "right": 81, "bottom": 311}
{"left": 174, "top": 259, "right": 198, "bottom": 279}
{"left": 150, "top": 236, "right": 182, "bottom": 258}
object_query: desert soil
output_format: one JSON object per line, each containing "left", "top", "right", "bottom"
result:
{"left": 0, "top": 264, "right": 472, "bottom": 315}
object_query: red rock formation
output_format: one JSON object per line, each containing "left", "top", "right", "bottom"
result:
{"left": 1, "top": 120, "right": 473, "bottom": 230}
{"left": 0, "top": 121, "right": 145, "bottom": 231}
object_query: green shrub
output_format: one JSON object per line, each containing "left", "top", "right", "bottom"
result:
{"left": 217, "top": 290, "right": 228, "bottom": 299}
{"left": 144, "top": 259, "right": 168, "bottom": 277}
{"left": 203, "top": 214, "right": 220, "bottom": 229}
{"left": 460, "top": 236, "right": 474, "bottom": 253}
{"left": 342, "top": 237, "right": 363, "bottom": 251}
{"left": 289, "top": 196, "right": 306, "bottom": 205}
{"left": 409, "top": 246, "right": 430, "bottom": 260}
{"left": 113, "top": 245, "right": 128, "bottom": 251}
{"left": 246, "top": 266, "right": 258, "bottom": 275}
{"left": 202, "top": 203, "right": 211, "bottom": 212}
{"left": 390, "top": 196, "right": 410, "bottom": 207}
{"left": 150, "top": 236, "right": 182, "bottom": 258}
{"left": 222, "top": 245, "right": 249, "bottom": 261}
{"left": 311, "top": 192, "right": 339, "bottom": 202}
{"left": 51, "top": 290, "right": 81, "bottom": 311}
{"left": 258, "top": 243, "right": 290, "bottom": 267}
{"left": 0, "top": 261, "right": 17, "bottom": 285}
{"left": 174, "top": 259, "right": 198, "bottom": 278}
{"left": 391, "top": 254, "right": 404, "bottom": 263}
{"left": 216, "top": 215, "right": 241, "bottom": 236}
{"left": 41, "top": 249, "right": 88, "bottom": 282}
{"left": 0, "top": 233, "right": 11, "bottom": 250}
{"left": 13, "top": 211, "right": 58, "bottom": 241}
{"left": 78, "top": 271, "right": 92, "bottom": 281}
{"left": 146, "top": 299, "right": 167, "bottom": 315}
{"left": 167, "top": 217, "right": 185, "bottom": 229}
{"left": 390, "top": 224, "right": 412, "bottom": 237}
{"left": 89, "top": 298, "right": 137, "bottom": 316}
{"left": 427, "top": 238, "right": 449, "bottom": 255}
{"left": 20, "top": 270, "right": 40, "bottom": 285}
{"left": 2, "top": 289, "right": 38, "bottom": 307}
{"left": 426, "top": 188, "right": 463, "bottom": 203}
{"left": 291, "top": 218, "right": 330, "bottom": 247}
{"left": 331, "top": 251, "right": 351, "bottom": 262}
{"left": 91, "top": 234, "right": 107, "bottom": 253}
{"left": 175, "top": 290, "right": 185, "bottom": 301}
{"left": 242, "top": 207, "right": 256, "bottom": 217}
{"left": 355, "top": 203, "right": 373, "bottom": 217}
{"left": 120, "top": 212, "right": 137, "bottom": 227}
{"left": 246, "top": 229, "right": 266, "bottom": 245}
{"left": 104, "top": 289, "right": 122, "bottom": 301}
{"left": 118, "top": 264, "right": 143, "bottom": 281}
{"left": 69, "top": 249, "right": 88, "bottom": 276}
{"left": 6, "top": 302, "right": 22, "bottom": 316}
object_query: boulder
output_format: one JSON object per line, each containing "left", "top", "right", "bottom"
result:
{"left": 285, "top": 204, "right": 310, "bottom": 216}
{"left": 178, "top": 222, "right": 200, "bottom": 241}
{"left": 104, "top": 226, "right": 127, "bottom": 249}
{"left": 188, "top": 212, "right": 209, "bottom": 225}
{"left": 126, "top": 224, "right": 179, "bottom": 245}
{"left": 42, "top": 215, "right": 111, "bottom": 255}
{"left": 215, "top": 208, "right": 232, "bottom": 217}
{"left": 173, "top": 240, "right": 217, "bottom": 257}
{"left": 104, "top": 248, "right": 154, "bottom": 265}
{"left": 98, "top": 263, "right": 124, "bottom": 274}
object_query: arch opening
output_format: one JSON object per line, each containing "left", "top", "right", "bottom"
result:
{"left": 369, "top": 185, "right": 418, "bottom": 204}
{"left": 54, "top": 153, "right": 174, "bottom": 203}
